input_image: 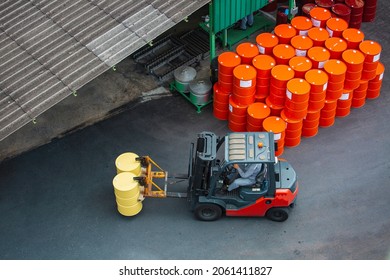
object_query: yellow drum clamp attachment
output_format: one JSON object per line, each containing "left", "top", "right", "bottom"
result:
{"left": 134, "top": 156, "right": 168, "bottom": 198}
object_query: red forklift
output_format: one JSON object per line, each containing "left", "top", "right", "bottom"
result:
{"left": 124, "top": 131, "right": 298, "bottom": 222}
{"left": 186, "top": 131, "right": 298, "bottom": 222}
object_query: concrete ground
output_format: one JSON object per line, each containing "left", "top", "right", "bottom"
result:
{"left": 0, "top": 3, "right": 390, "bottom": 260}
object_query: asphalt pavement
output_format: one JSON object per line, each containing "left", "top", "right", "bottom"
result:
{"left": 1, "top": 3, "right": 390, "bottom": 260}
{"left": 0, "top": 87, "right": 389, "bottom": 259}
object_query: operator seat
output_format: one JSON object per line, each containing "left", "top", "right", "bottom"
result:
{"left": 239, "top": 164, "right": 268, "bottom": 201}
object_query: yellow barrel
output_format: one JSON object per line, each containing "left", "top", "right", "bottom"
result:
{"left": 113, "top": 172, "right": 143, "bottom": 217}
{"left": 115, "top": 152, "right": 141, "bottom": 175}
{"left": 117, "top": 202, "right": 143, "bottom": 217}
{"left": 113, "top": 172, "right": 140, "bottom": 198}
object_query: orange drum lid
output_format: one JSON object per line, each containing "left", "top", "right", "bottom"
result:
{"left": 342, "top": 49, "right": 365, "bottom": 64}
{"left": 247, "top": 102, "right": 271, "bottom": 119}
{"left": 252, "top": 54, "right": 276, "bottom": 70}
{"left": 289, "top": 56, "right": 313, "bottom": 72}
{"left": 305, "top": 69, "right": 329, "bottom": 85}
{"left": 291, "top": 16, "right": 313, "bottom": 30}
{"left": 271, "top": 65, "right": 295, "bottom": 81}
{"left": 342, "top": 28, "right": 364, "bottom": 43}
{"left": 325, "top": 37, "right": 348, "bottom": 52}
{"left": 256, "top": 32, "right": 279, "bottom": 48}
{"left": 324, "top": 59, "right": 347, "bottom": 75}
{"left": 233, "top": 64, "right": 257, "bottom": 80}
{"left": 263, "top": 116, "right": 287, "bottom": 133}
{"left": 326, "top": 17, "right": 348, "bottom": 31}
{"left": 274, "top": 24, "right": 297, "bottom": 39}
{"left": 273, "top": 44, "right": 296, "bottom": 58}
{"left": 218, "top": 51, "right": 241, "bottom": 68}
{"left": 308, "top": 27, "right": 330, "bottom": 41}
{"left": 376, "top": 62, "right": 385, "bottom": 75}
{"left": 308, "top": 46, "right": 331, "bottom": 61}
{"left": 287, "top": 78, "right": 311, "bottom": 95}
{"left": 359, "top": 40, "right": 382, "bottom": 56}
{"left": 236, "top": 42, "right": 260, "bottom": 58}
{"left": 291, "top": 35, "right": 314, "bottom": 50}
{"left": 310, "top": 7, "right": 332, "bottom": 20}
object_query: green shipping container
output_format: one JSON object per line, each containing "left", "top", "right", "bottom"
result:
{"left": 211, "top": 0, "right": 271, "bottom": 33}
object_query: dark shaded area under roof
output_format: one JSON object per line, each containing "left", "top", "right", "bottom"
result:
{"left": 0, "top": 0, "right": 210, "bottom": 141}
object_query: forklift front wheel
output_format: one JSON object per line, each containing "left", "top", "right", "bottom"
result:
{"left": 266, "top": 207, "right": 289, "bottom": 222}
{"left": 194, "top": 203, "right": 222, "bottom": 221}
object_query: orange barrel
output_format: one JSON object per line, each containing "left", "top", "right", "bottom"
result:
{"left": 324, "top": 59, "right": 347, "bottom": 100}
{"left": 270, "top": 65, "right": 295, "bottom": 106}
{"left": 363, "top": 0, "right": 377, "bottom": 22}
{"left": 319, "top": 99, "right": 337, "bottom": 127}
{"left": 228, "top": 96, "right": 248, "bottom": 132}
{"left": 233, "top": 64, "right": 257, "bottom": 88}
{"left": 284, "top": 78, "right": 311, "bottom": 120}
{"left": 271, "top": 65, "right": 295, "bottom": 88}
{"left": 307, "top": 46, "right": 330, "bottom": 69}
{"left": 256, "top": 32, "right": 279, "bottom": 55}
{"left": 324, "top": 59, "right": 347, "bottom": 82}
{"left": 326, "top": 17, "right": 348, "bottom": 38}
{"left": 302, "top": 109, "right": 321, "bottom": 137}
{"left": 218, "top": 51, "right": 241, "bottom": 75}
{"left": 352, "top": 79, "right": 368, "bottom": 107}
{"left": 265, "top": 97, "right": 285, "bottom": 116}
{"left": 345, "top": 0, "right": 364, "bottom": 29}
{"left": 359, "top": 40, "right": 382, "bottom": 81}
{"left": 213, "top": 83, "right": 230, "bottom": 120}
{"left": 274, "top": 24, "right": 297, "bottom": 44}
{"left": 341, "top": 49, "right": 365, "bottom": 90}
{"left": 325, "top": 37, "right": 347, "bottom": 59}
{"left": 236, "top": 42, "right": 260, "bottom": 65}
{"left": 336, "top": 89, "right": 353, "bottom": 117}
{"left": 246, "top": 102, "right": 271, "bottom": 131}
{"left": 307, "top": 27, "right": 330, "bottom": 47}
{"left": 218, "top": 52, "right": 241, "bottom": 93}
{"left": 252, "top": 55, "right": 276, "bottom": 100}
{"left": 291, "top": 35, "right": 314, "bottom": 56}
{"left": 305, "top": 69, "right": 328, "bottom": 111}
{"left": 281, "top": 110, "right": 303, "bottom": 148}
{"left": 366, "top": 62, "right": 385, "bottom": 99}
{"left": 305, "top": 69, "right": 329, "bottom": 93}
{"left": 289, "top": 56, "right": 313, "bottom": 78}
{"left": 302, "top": 3, "right": 317, "bottom": 18}
{"left": 331, "top": 4, "right": 352, "bottom": 25}
{"left": 262, "top": 116, "right": 287, "bottom": 156}
{"left": 291, "top": 16, "right": 313, "bottom": 35}
{"left": 310, "top": 7, "right": 332, "bottom": 28}
{"left": 232, "top": 64, "right": 256, "bottom": 105}
{"left": 342, "top": 28, "right": 364, "bottom": 50}
{"left": 272, "top": 44, "right": 296, "bottom": 65}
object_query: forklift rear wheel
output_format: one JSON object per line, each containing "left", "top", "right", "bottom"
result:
{"left": 266, "top": 207, "right": 289, "bottom": 222}
{"left": 194, "top": 203, "right": 222, "bottom": 221}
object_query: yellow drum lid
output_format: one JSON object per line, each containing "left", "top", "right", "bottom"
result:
{"left": 117, "top": 201, "right": 143, "bottom": 217}
{"left": 113, "top": 171, "right": 140, "bottom": 197}
{"left": 115, "top": 152, "right": 141, "bottom": 174}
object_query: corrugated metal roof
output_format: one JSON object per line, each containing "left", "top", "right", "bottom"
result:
{"left": 0, "top": 0, "right": 210, "bottom": 141}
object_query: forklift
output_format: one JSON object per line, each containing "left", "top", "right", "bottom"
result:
{"left": 126, "top": 131, "right": 298, "bottom": 222}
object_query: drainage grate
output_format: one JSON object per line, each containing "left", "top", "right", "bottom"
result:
{"left": 132, "top": 28, "right": 210, "bottom": 81}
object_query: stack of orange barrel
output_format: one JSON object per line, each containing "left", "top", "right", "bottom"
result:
{"left": 211, "top": 3, "right": 384, "bottom": 156}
